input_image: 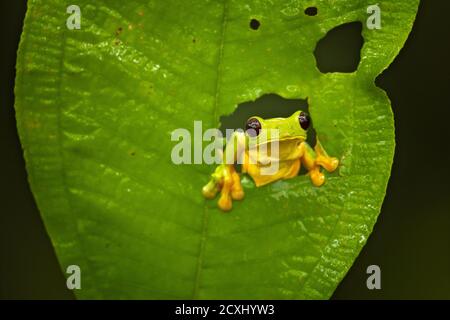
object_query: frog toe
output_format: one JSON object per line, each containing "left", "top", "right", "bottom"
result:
{"left": 218, "top": 194, "right": 232, "bottom": 211}
{"left": 230, "top": 171, "right": 244, "bottom": 200}
{"left": 317, "top": 156, "right": 339, "bottom": 172}
{"left": 329, "top": 157, "right": 339, "bottom": 172}
{"left": 231, "top": 189, "right": 244, "bottom": 201}
{"left": 309, "top": 168, "right": 325, "bottom": 187}
{"left": 202, "top": 180, "right": 219, "bottom": 199}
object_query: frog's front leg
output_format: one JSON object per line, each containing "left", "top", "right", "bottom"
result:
{"left": 299, "top": 139, "right": 339, "bottom": 186}
{"left": 202, "top": 164, "right": 244, "bottom": 211}
{"left": 202, "top": 132, "right": 246, "bottom": 211}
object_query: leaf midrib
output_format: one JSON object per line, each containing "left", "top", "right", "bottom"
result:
{"left": 193, "top": 0, "right": 229, "bottom": 299}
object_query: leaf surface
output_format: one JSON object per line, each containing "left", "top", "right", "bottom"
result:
{"left": 15, "top": 0, "right": 419, "bottom": 298}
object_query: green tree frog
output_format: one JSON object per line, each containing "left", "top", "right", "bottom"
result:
{"left": 202, "top": 111, "right": 339, "bottom": 211}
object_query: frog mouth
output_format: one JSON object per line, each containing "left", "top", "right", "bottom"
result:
{"left": 249, "top": 135, "right": 306, "bottom": 146}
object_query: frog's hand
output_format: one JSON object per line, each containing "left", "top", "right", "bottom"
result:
{"left": 218, "top": 165, "right": 244, "bottom": 211}
{"left": 314, "top": 138, "right": 339, "bottom": 173}
{"left": 202, "top": 164, "right": 244, "bottom": 211}
{"left": 299, "top": 139, "right": 339, "bottom": 187}
{"left": 202, "top": 132, "right": 246, "bottom": 211}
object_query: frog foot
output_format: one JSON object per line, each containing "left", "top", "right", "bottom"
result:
{"left": 202, "top": 164, "right": 244, "bottom": 211}
{"left": 301, "top": 139, "right": 339, "bottom": 187}
{"left": 314, "top": 140, "right": 339, "bottom": 172}
{"left": 309, "top": 167, "right": 325, "bottom": 187}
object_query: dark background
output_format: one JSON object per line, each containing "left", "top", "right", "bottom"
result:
{"left": 1, "top": 1, "right": 449, "bottom": 299}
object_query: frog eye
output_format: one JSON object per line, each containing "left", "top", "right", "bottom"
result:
{"left": 298, "top": 112, "right": 311, "bottom": 130}
{"left": 245, "top": 118, "right": 262, "bottom": 137}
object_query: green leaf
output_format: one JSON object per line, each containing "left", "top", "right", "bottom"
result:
{"left": 15, "top": 0, "right": 419, "bottom": 299}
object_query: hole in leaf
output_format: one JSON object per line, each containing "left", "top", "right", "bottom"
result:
{"left": 314, "top": 21, "right": 364, "bottom": 73}
{"left": 304, "top": 7, "right": 318, "bottom": 16}
{"left": 249, "top": 19, "right": 260, "bottom": 30}
{"left": 115, "top": 27, "right": 123, "bottom": 37}
{"left": 219, "top": 94, "right": 316, "bottom": 148}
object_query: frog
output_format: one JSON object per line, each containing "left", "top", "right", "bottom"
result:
{"left": 202, "top": 110, "right": 339, "bottom": 211}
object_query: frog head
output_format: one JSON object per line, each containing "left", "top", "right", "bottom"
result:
{"left": 244, "top": 111, "right": 310, "bottom": 145}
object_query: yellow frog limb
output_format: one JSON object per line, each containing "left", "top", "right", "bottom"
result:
{"left": 202, "top": 131, "right": 247, "bottom": 211}
{"left": 202, "top": 111, "right": 339, "bottom": 211}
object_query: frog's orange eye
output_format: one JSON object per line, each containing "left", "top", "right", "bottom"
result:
{"left": 299, "top": 112, "right": 310, "bottom": 130}
{"left": 245, "top": 118, "right": 261, "bottom": 137}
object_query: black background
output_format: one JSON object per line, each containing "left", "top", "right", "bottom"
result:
{"left": 1, "top": 0, "right": 449, "bottom": 299}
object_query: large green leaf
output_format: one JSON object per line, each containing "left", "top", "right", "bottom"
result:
{"left": 15, "top": 0, "right": 419, "bottom": 299}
